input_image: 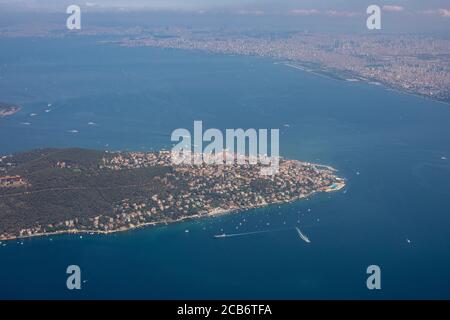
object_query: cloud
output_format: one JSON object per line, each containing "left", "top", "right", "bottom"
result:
{"left": 325, "top": 10, "right": 360, "bottom": 17}
{"left": 438, "top": 8, "right": 450, "bottom": 17}
{"left": 236, "top": 9, "right": 265, "bottom": 16}
{"left": 287, "top": 9, "right": 362, "bottom": 17}
{"left": 417, "top": 8, "right": 450, "bottom": 18}
{"left": 418, "top": 10, "right": 436, "bottom": 15}
{"left": 289, "top": 9, "right": 320, "bottom": 16}
{"left": 382, "top": 5, "right": 404, "bottom": 12}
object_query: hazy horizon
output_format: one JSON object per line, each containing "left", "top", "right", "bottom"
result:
{"left": 1, "top": 0, "right": 450, "bottom": 33}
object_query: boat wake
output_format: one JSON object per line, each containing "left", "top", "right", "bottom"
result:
{"left": 214, "top": 227, "right": 312, "bottom": 244}
{"left": 295, "top": 227, "right": 311, "bottom": 243}
{"left": 214, "top": 230, "right": 278, "bottom": 238}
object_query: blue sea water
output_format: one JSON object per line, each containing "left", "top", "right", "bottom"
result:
{"left": 0, "top": 37, "right": 449, "bottom": 299}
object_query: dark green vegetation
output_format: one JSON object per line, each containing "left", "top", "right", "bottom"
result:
{"left": 0, "top": 149, "right": 171, "bottom": 236}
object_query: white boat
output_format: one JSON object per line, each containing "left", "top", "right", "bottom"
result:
{"left": 214, "top": 233, "right": 227, "bottom": 238}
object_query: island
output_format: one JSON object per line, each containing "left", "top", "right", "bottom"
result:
{"left": 0, "top": 148, "right": 345, "bottom": 240}
{"left": 0, "top": 102, "right": 21, "bottom": 118}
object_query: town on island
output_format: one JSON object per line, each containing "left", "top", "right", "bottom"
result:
{"left": 0, "top": 148, "right": 345, "bottom": 241}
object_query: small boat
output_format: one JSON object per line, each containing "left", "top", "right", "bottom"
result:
{"left": 214, "top": 233, "right": 227, "bottom": 238}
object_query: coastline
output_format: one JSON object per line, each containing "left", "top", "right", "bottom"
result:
{"left": 108, "top": 38, "right": 450, "bottom": 106}
{"left": 283, "top": 62, "right": 450, "bottom": 106}
{"left": 0, "top": 180, "right": 345, "bottom": 242}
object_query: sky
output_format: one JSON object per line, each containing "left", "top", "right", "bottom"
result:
{"left": 0, "top": 0, "right": 449, "bottom": 32}
{"left": 1, "top": 0, "right": 449, "bottom": 13}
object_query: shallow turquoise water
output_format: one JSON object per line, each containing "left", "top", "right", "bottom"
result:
{"left": 0, "top": 37, "right": 449, "bottom": 299}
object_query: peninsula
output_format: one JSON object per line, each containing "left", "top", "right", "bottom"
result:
{"left": 0, "top": 103, "right": 21, "bottom": 118}
{"left": 0, "top": 148, "right": 345, "bottom": 240}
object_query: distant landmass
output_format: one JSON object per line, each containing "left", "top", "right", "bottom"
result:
{"left": 0, "top": 148, "right": 345, "bottom": 240}
{"left": 116, "top": 31, "right": 450, "bottom": 104}
{"left": 0, "top": 102, "right": 21, "bottom": 117}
